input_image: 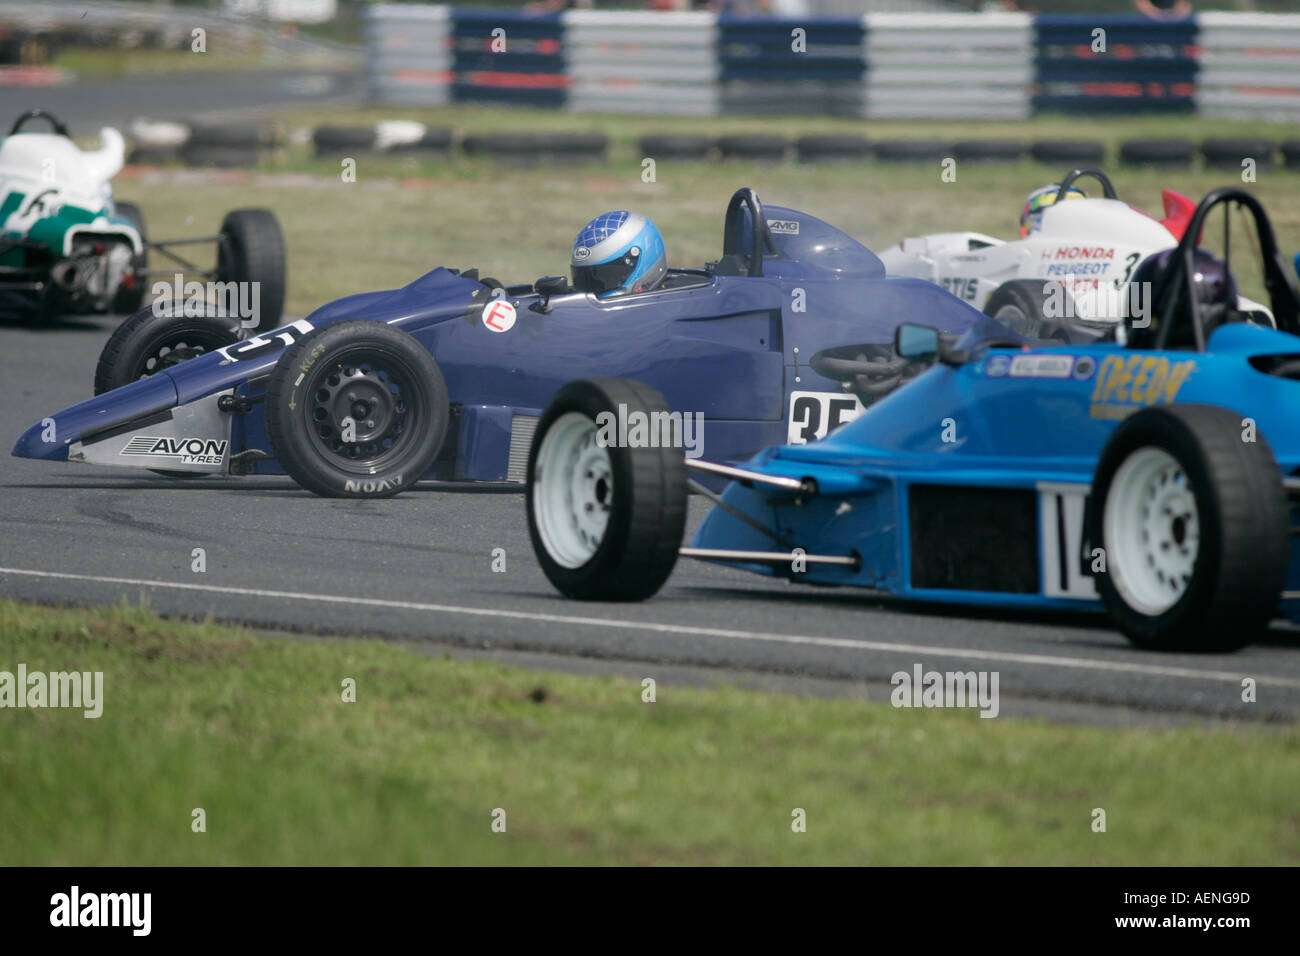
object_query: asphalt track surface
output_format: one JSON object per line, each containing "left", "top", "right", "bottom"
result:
{"left": 1, "top": 69, "right": 361, "bottom": 130}
{"left": 2, "top": 316, "right": 1299, "bottom": 725}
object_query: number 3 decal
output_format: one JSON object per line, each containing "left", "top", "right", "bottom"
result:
{"left": 787, "top": 391, "right": 865, "bottom": 445}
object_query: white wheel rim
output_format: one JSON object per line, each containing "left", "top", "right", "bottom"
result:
{"left": 533, "top": 411, "right": 614, "bottom": 569}
{"left": 1104, "top": 446, "right": 1200, "bottom": 616}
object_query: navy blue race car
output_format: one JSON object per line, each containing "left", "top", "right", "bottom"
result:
{"left": 524, "top": 187, "right": 1300, "bottom": 653}
{"left": 13, "top": 188, "right": 985, "bottom": 496}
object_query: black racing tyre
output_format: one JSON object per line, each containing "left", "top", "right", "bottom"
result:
{"left": 111, "top": 200, "right": 148, "bottom": 315}
{"left": 1202, "top": 137, "right": 1277, "bottom": 171}
{"left": 1030, "top": 140, "right": 1106, "bottom": 165}
{"left": 527, "top": 377, "right": 687, "bottom": 601}
{"left": 186, "top": 122, "right": 270, "bottom": 148}
{"left": 795, "top": 134, "right": 870, "bottom": 162}
{"left": 312, "top": 125, "right": 377, "bottom": 155}
{"left": 263, "top": 319, "right": 449, "bottom": 498}
{"left": 873, "top": 139, "right": 950, "bottom": 162}
{"left": 1088, "top": 404, "right": 1288, "bottom": 652}
{"left": 94, "top": 301, "right": 243, "bottom": 395}
{"left": 638, "top": 134, "right": 714, "bottom": 160}
{"left": 983, "top": 279, "right": 1072, "bottom": 340}
{"left": 216, "top": 208, "right": 286, "bottom": 334}
{"left": 718, "top": 134, "right": 788, "bottom": 161}
{"left": 951, "top": 140, "right": 1026, "bottom": 163}
{"left": 389, "top": 126, "right": 453, "bottom": 153}
{"left": 181, "top": 144, "right": 261, "bottom": 168}
{"left": 461, "top": 132, "right": 608, "bottom": 162}
{"left": 1118, "top": 138, "right": 1196, "bottom": 168}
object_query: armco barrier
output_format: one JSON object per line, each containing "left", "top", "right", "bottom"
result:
{"left": 364, "top": 6, "right": 1300, "bottom": 122}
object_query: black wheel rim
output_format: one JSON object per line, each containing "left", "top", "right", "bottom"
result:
{"left": 302, "top": 346, "right": 427, "bottom": 473}
{"left": 136, "top": 330, "right": 235, "bottom": 380}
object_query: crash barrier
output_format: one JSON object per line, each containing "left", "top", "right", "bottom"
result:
{"left": 125, "top": 118, "right": 1300, "bottom": 172}
{"left": 365, "top": 6, "right": 1300, "bottom": 121}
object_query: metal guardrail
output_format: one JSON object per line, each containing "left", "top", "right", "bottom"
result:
{"left": 364, "top": 6, "right": 1300, "bottom": 121}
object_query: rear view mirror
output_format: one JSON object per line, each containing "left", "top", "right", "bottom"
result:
{"left": 535, "top": 275, "right": 568, "bottom": 296}
{"left": 895, "top": 323, "right": 940, "bottom": 361}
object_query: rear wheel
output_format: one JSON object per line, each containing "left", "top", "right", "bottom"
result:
{"left": 527, "top": 378, "right": 686, "bottom": 601}
{"left": 983, "top": 279, "right": 1071, "bottom": 341}
{"left": 263, "top": 319, "right": 449, "bottom": 498}
{"left": 1089, "top": 404, "right": 1288, "bottom": 651}
{"left": 216, "top": 209, "right": 285, "bottom": 334}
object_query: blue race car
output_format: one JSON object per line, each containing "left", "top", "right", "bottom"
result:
{"left": 12, "top": 188, "right": 984, "bottom": 496}
{"left": 524, "top": 187, "right": 1300, "bottom": 653}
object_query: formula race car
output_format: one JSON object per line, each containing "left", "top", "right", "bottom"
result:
{"left": 524, "top": 187, "right": 1300, "bottom": 652}
{"left": 0, "top": 109, "right": 285, "bottom": 327}
{"left": 12, "top": 188, "right": 989, "bottom": 495}
{"left": 877, "top": 167, "right": 1269, "bottom": 337}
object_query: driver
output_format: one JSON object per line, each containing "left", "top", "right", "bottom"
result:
{"left": 571, "top": 210, "right": 667, "bottom": 298}
{"left": 1123, "top": 248, "right": 1238, "bottom": 347}
{"left": 1019, "top": 183, "right": 1087, "bottom": 237}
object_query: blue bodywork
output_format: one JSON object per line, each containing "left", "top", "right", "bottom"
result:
{"left": 13, "top": 201, "right": 985, "bottom": 482}
{"left": 690, "top": 317, "right": 1300, "bottom": 623}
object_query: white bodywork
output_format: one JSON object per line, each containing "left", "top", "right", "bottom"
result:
{"left": 878, "top": 198, "right": 1178, "bottom": 324}
{"left": 0, "top": 127, "right": 140, "bottom": 256}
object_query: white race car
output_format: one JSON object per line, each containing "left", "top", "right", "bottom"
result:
{"left": 0, "top": 108, "right": 285, "bottom": 327}
{"left": 877, "top": 167, "right": 1269, "bottom": 337}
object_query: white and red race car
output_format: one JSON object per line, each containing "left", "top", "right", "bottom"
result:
{"left": 877, "top": 167, "right": 1267, "bottom": 337}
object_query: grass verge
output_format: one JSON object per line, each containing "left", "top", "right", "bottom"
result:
{"left": 0, "top": 599, "right": 1295, "bottom": 865}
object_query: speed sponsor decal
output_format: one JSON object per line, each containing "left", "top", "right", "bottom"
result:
{"left": 1089, "top": 354, "right": 1196, "bottom": 420}
{"left": 787, "top": 391, "right": 864, "bottom": 444}
{"left": 1009, "top": 354, "right": 1073, "bottom": 379}
{"left": 1041, "top": 246, "right": 1115, "bottom": 261}
{"left": 767, "top": 219, "right": 800, "bottom": 236}
{"left": 120, "top": 436, "right": 228, "bottom": 465}
{"left": 483, "top": 299, "right": 517, "bottom": 333}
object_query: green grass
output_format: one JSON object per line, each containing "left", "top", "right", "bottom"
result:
{"left": 0, "top": 599, "right": 1296, "bottom": 865}
{"left": 116, "top": 112, "right": 1300, "bottom": 317}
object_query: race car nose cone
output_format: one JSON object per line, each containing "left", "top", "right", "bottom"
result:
{"left": 12, "top": 419, "right": 69, "bottom": 461}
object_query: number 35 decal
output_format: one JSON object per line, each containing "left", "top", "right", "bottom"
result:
{"left": 787, "top": 391, "right": 865, "bottom": 445}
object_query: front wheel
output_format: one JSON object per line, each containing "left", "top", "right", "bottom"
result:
{"left": 527, "top": 378, "right": 687, "bottom": 601}
{"left": 216, "top": 208, "right": 286, "bottom": 334}
{"left": 94, "top": 301, "right": 243, "bottom": 395}
{"left": 1088, "top": 404, "right": 1289, "bottom": 652}
{"left": 263, "top": 319, "right": 449, "bottom": 498}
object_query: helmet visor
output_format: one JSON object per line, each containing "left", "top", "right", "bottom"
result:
{"left": 573, "top": 255, "right": 636, "bottom": 295}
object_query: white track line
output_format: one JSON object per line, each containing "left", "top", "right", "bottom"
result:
{"left": 0, "top": 566, "right": 1293, "bottom": 688}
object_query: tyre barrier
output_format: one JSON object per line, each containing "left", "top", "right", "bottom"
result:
{"left": 873, "top": 139, "right": 951, "bottom": 163}
{"left": 638, "top": 134, "right": 715, "bottom": 161}
{"left": 122, "top": 124, "right": 1300, "bottom": 173}
{"left": 1202, "top": 137, "right": 1276, "bottom": 171}
{"left": 460, "top": 132, "right": 609, "bottom": 163}
{"left": 795, "top": 134, "right": 871, "bottom": 162}
{"left": 718, "top": 134, "right": 788, "bottom": 162}
{"left": 1118, "top": 139, "right": 1197, "bottom": 168}
{"left": 950, "top": 140, "right": 1026, "bottom": 163}
{"left": 1029, "top": 140, "right": 1107, "bottom": 165}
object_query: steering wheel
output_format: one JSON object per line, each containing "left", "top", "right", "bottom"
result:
{"left": 1054, "top": 167, "right": 1118, "bottom": 205}
{"left": 722, "top": 187, "right": 767, "bottom": 278}
{"left": 9, "top": 109, "right": 72, "bottom": 138}
{"left": 1149, "top": 187, "right": 1300, "bottom": 350}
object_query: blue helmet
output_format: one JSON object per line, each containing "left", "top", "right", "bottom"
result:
{"left": 571, "top": 210, "right": 667, "bottom": 298}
